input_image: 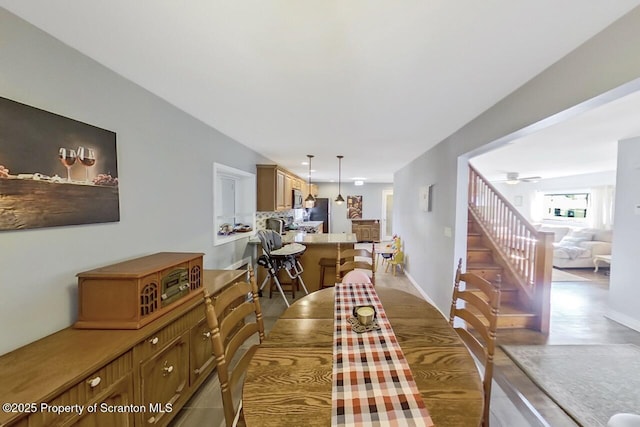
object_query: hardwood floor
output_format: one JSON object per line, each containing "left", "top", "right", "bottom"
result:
{"left": 170, "top": 263, "right": 634, "bottom": 427}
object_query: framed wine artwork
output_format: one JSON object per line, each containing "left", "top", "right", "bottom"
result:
{"left": 0, "top": 96, "right": 119, "bottom": 231}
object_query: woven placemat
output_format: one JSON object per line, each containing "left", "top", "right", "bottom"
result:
{"left": 347, "top": 317, "right": 381, "bottom": 333}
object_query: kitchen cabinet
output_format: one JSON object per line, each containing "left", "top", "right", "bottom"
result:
{"left": 0, "top": 269, "right": 247, "bottom": 427}
{"left": 276, "top": 169, "right": 286, "bottom": 210}
{"left": 284, "top": 174, "right": 293, "bottom": 209}
{"left": 351, "top": 219, "right": 381, "bottom": 242}
{"left": 257, "top": 165, "right": 306, "bottom": 211}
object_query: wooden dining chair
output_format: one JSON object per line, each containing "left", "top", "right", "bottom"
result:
{"left": 336, "top": 243, "right": 375, "bottom": 285}
{"left": 204, "top": 266, "right": 265, "bottom": 427}
{"left": 341, "top": 269, "right": 372, "bottom": 284}
{"left": 449, "top": 258, "right": 501, "bottom": 427}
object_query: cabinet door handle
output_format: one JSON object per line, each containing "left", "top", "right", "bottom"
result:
{"left": 202, "top": 331, "right": 211, "bottom": 339}
{"left": 149, "top": 337, "right": 159, "bottom": 345}
{"left": 87, "top": 376, "right": 101, "bottom": 388}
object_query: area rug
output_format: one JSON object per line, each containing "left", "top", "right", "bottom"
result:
{"left": 502, "top": 344, "right": 640, "bottom": 426}
{"left": 552, "top": 268, "right": 590, "bottom": 282}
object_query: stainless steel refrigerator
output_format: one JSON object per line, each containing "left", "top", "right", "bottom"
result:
{"left": 307, "top": 198, "right": 330, "bottom": 233}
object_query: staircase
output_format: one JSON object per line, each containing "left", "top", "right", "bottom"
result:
{"left": 467, "top": 165, "right": 555, "bottom": 333}
{"left": 467, "top": 215, "right": 538, "bottom": 329}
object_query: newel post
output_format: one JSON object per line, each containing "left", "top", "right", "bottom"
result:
{"left": 534, "top": 231, "right": 554, "bottom": 334}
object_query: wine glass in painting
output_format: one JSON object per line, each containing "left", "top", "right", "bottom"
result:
{"left": 77, "top": 146, "right": 96, "bottom": 183}
{"left": 58, "top": 148, "right": 76, "bottom": 182}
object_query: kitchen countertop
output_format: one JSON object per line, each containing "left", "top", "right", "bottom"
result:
{"left": 248, "top": 230, "right": 355, "bottom": 245}
{"left": 283, "top": 232, "right": 357, "bottom": 244}
{"left": 296, "top": 221, "right": 323, "bottom": 227}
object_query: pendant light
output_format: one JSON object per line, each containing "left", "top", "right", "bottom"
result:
{"left": 335, "top": 155, "right": 344, "bottom": 204}
{"left": 305, "top": 154, "right": 316, "bottom": 208}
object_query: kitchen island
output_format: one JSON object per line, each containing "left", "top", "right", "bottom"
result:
{"left": 255, "top": 231, "right": 358, "bottom": 294}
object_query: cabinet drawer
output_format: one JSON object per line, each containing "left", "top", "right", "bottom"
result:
{"left": 139, "top": 331, "right": 189, "bottom": 425}
{"left": 28, "top": 351, "right": 132, "bottom": 427}
{"left": 135, "top": 315, "right": 191, "bottom": 361}
{"left": 66, "top": 374, "right": 134, "bottom": 427}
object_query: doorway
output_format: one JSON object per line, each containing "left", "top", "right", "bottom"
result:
{"left": 381, "top": 189, "right": 394, "bottom": 241}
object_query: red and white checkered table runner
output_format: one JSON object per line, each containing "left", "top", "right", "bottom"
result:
{"left": 332, "top": 283, "right": 434, "bottom": 427}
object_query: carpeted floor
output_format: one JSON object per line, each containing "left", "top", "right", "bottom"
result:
{"left": 501, "top": 344, "right": 640, "bottom": 426}
{"left": 552, "top": 268, "right": 590, "bottom": 282}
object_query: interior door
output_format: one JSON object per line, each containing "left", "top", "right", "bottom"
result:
{"left": 381, "top": 189, "right": 394, "bottom": 241}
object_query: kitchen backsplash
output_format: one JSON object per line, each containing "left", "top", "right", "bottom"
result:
{"left": 256, "top": 209, "right": 304, "bottom": 230}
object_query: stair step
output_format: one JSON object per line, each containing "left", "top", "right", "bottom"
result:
{"left": 466, "top": 263, "right": 503, "bottom": 282}
{"left": 496, "top": 302, "right": 538, "bottom": 329}
{"left": 467, "top": 233, "right": 483, "bottom": 245}
{"left": 467, "top": 301, "right": 537, "bottom": 329}
{"left": 467, "top": 247, "right": 493, "bottom": 263}
{"left": 466, "top": 281, "right": 517, "bottom": 291}
{"left": 468, "top": 285, "right": 519, "bottom": 303}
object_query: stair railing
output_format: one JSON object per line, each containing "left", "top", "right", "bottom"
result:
{"left": 468, "top": 165, "right": 554, "bottom": 333}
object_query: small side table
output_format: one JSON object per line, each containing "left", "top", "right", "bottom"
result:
{"left": 593, "top": 255, "right": 612, "bottom": 272}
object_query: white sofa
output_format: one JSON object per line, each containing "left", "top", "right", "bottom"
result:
{"left": 535, "top": 224, "right": 613, "bottom": 269}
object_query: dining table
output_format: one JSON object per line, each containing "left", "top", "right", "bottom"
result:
{"left": 242, "top": 285, "right": 484, "bottom": 426}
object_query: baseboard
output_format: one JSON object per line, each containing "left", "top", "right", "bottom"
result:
{"left": 605, "top": 309, "right": 640, "bottom": 333}
{"left": 404, "top": 271, "right": 437, "bottom": 306}
{"left": 225, "top": 256, "right": 252, "bottom": 271}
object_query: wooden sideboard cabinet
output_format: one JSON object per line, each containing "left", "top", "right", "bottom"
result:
{"left": 0, "top": 268, "right": 247, "bottom": 427}
{"left": 351, "top": 219, "right": 381, "bottom": 242}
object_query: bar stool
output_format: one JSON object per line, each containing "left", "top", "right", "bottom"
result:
{"left": 318, "top": 257, "right": 345, "bottom": 289}
{"left": 268, "top": 261, "right": 301, "bottom": 299}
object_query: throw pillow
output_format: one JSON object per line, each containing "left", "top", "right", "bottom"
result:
{"left": 558, "top": 230, "right": 594, "bottom": 247}
{"left": 567, "top": 229, "right": 595, "bottom": 240}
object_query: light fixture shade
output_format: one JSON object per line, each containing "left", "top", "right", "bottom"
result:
{"left": 304, "top": 193, "right": 315, "bottom": 208}
{"left": 335, "top": 194, "right": 344, "bottom": 204}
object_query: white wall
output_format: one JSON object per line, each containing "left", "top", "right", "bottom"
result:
{"left": 607, "top": 138, "right": 640, "bottom": 330}
{"left": 394, "top": 6, "right": 640, "bottom": 315}
{"left": 0, "top": 9, "right": 271, "bottom": 354}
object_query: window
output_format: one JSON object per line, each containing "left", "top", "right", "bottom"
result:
{"left": 542, "top": 193, "right": 589, "bottom": 220}
{"left": 213, "top": 163, "right": 256, "bottom": 246}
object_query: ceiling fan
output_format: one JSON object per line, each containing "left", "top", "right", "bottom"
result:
{"left": 499, "top": 172, "right": 542, "bottom": 184}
